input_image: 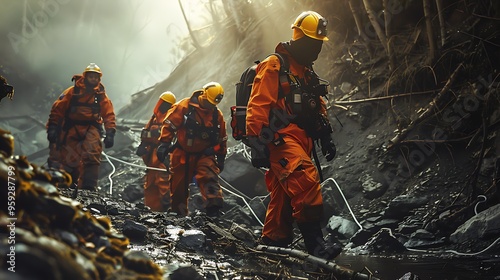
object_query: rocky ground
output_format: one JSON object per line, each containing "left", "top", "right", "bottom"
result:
{"left": 2, "top": 1, "right": 500, "bottom": 279}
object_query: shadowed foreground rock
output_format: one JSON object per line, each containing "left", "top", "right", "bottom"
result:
{"left": 0, "top": 128, "right": 163, "bottom": 280}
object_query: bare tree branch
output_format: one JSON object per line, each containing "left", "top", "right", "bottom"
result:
{"left": 423, "top": 0, "right": 437, "bottom": 63}
{"left": 178, "top": 0, "right": 202, "bottom": 50}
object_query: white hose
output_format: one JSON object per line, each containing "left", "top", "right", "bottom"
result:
{"left": 103, "top": 153, "right": 168, "bottom": 172}
{"left": 218, "top": 175, "right": 264, "bottom": 227}
{"left": 474, "top": 195, "right": 487, "bottom": 215}
{"left": 101, "top": 152, "right": 264, "bottom": 226}
{"left": 321, "top": 177, "right": 363, "bottom": 230}
{"left": 101, "top": 152, "right": 116, "bottom": 195}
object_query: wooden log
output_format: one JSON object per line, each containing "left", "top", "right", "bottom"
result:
{"left": 256, "top": 245, "right": 381, "bottom": 280}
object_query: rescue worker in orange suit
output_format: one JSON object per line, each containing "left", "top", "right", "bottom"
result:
{"left": 246, "top": 11, "right": 341, "bottom": 259}
{"left": 136, "top": 91, "right": 177, "bottom": 211}
{"left": 156, "top": 82, "right": 227, "bottom": 217}
{"left": 46, "top": 63, "right": 116, "bottom": 191}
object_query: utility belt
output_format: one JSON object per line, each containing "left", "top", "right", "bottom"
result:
{"left": 185, "top": 126, "right": 219, "bottom": 147}
{"left": 173, "top": 141, "right": 221, "bottom": 156}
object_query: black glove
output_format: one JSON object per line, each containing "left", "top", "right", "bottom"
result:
{"left": 156, "top": 142, "right": 171, "bottom": 164}
{"left": 216, "top": 155, "right": 225, "bottom": 172}
{"left": 320, "top": 135, "right": 336, "bottom": 162}
{"left": 103, "top": 129, "right": 115, "bottom": 149}
{"left": 136, "top": 142, "right": 148, "bottom": 157}
{"left": 248, "top": 136, "right": 270, "bottom": 168}
{"left": 47, "top": 125, "right": 59, "bottom": 143}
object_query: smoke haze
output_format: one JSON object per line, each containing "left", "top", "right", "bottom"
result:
{"left": 0, "top": 0, "right": 203, "bottom": 111}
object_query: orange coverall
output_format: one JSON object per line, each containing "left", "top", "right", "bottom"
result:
{"left": 246, "top": 43, "right": 328, "bottom": 245}
{"left": 47, "top": 74, "right": 116, "bottom": 189}
{"left": 159, "top": 91, "right": 227, "bottom": 216}
{"left": 140, "top": 100, "right": 171, "bottom": 211}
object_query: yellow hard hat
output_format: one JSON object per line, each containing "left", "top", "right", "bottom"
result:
{"left": 83, "top": 63, "right": 102, "bottom": 77}
{"left": 203, "top": 82, "right": 224, "bottom": 105}
{"left": 159, "top": 91, "right": 176, "bottom": 104}
{"left": 291, "top": 11, "right": 329, "bottom": 41}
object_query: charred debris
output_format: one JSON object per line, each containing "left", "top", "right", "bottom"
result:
{"left": 2, "top": 0, "right": 500, "bottom": 279}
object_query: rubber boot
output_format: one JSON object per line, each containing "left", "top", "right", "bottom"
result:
{"left": 259, "top": 236, "right": 292, "bottom": 248}
{"left": 64, "top": 166, "right": 80, "bottom": 189}
{"left": 80, "top": 164, "right": 99, "bottom": 191}
{"left": 297, "top": 222, "right": 342, "bottom": 260}
{"left": 160, "top": 193, "right": 171, "bottom": 212}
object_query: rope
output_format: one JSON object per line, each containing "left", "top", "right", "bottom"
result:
{"left": 103, "top": 153, "right": 168, "bottom": 172}
{"left": 321, "top": 177, "right": 363, "bottom": 230}
{"left": 101, "top": 152, "right": 116, "bottom": 195}
{"left": 219, "top": 175, "right": 264, "bottom": 227}
{"left": 101, "top": 151, "right": 500, "bottom": 256}
{"left": 101, "top": 152, "right": 264, "bottom": 226}
{"left": 474, "top": 195, "right": 487, "bottom": 215}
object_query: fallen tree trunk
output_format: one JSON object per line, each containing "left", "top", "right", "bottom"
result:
{"left": 256, "top": 245, "right": 381, "bottom": 280}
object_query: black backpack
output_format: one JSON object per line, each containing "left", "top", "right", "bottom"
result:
{"left": 230, "top": 53, "right": 289, "bottom": 145}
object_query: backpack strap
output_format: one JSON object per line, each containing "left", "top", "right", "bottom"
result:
{"left": 64, "top": 79, "right": 104, "bottom": 130}
{"left": 270, "top": 53, "right": 290, "bottom": 99}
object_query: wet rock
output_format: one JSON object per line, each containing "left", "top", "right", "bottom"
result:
{"left": 178, "top": 229, "right": 206, "bottom": 250}
{"left": 327, "top": 215, "right": 359, "bottom": 239}
{"left": 363, "top": 228, "right": 407, "bottom": 253}
{"left": 404, "top": 236, "right": 446, "bottom": 249}
{"left": 57, "top": 230, "right": 79, "bottom": 247}
{"left": 321, "top": 180, "right": 358, "bottom": 217}
{"left": 87, "top": 203, "right": 107, "bottom": 215}
{"left": 410, "top": 228, "right": 435, "bottom": 239}
{"left": 247, "top": 196, "right": 268, "bottom": 222}
{"left": 122, "top": 219, "right": 148, "bottom": 241}
{"left": 397, "top": 272, "right": 421, "bottom": 280}
{"left": 397, "top": 223, "right": 422, "bottom": 234}
{"left": 229, "top": 222, "right": 256, "bottom": 246}
{"left": 450, "top": 204, "right": 500, "bottom": 244}
{"left": 349, "top": 228, "right": 375, "bottom": 246}
{"left": 122, "top": 250, "right": 163, "bottom": 276}
{"left": 122, "top": 184, "right": 144, "bottom": 203}
{"left": 403, "top": 228, "right": 447, "bottom": 249}
{"left": 384, "top": 195, "right": 429, "bottom": 219}
{"left": 360, "top": 173, "right": 387, "bottom": 199}
{"left": 374, "top": 218, "right": 400, "bottom": 228}
{"left": 14, "top": 229, "right": 98, "bottom": 280}
{"left": 168, "top": 266, "right": 203, "bottom": 280}
{"left": 219, "top": 152, "right": 267, "bottom": 197}
{"left": 223, "top": 204, "right": 261, "bottom": 226}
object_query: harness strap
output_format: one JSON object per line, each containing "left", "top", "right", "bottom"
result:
{"left": 312, "top": 143, "right": 324, "bottom": 182}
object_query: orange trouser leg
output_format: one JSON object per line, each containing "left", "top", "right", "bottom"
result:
{"left": 48, "top": 143, "right": 63, "bottom": 169}
{"left": 143, "top": 148, "right": 170, "bottom": 211}
{"left": 262, "top": 136, "right": 324, "bottom": 243}
{"left": 60, "top": 125, "right": 102, "bottom": 189}
{"left": 194, "top": 155, "right": 223, "bottom": 209}
{"left": 262, "top": 172, "right": 294, "bottom": 244}
{"left": 169, "top": 149, "right": 191, "bottom": 216}
{"left": 79, "top": 126, "right": 102, "bottom": 189}
{"left": 59, "top": 131, "right": 83, "bottom": 186}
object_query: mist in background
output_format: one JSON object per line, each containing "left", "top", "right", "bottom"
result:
{"left": 0, "top": 0, "right": 213, "bottom": 112}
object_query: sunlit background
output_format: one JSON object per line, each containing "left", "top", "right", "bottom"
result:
{"left": 0, "top": 0, "right": 217, "bottom": 111}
